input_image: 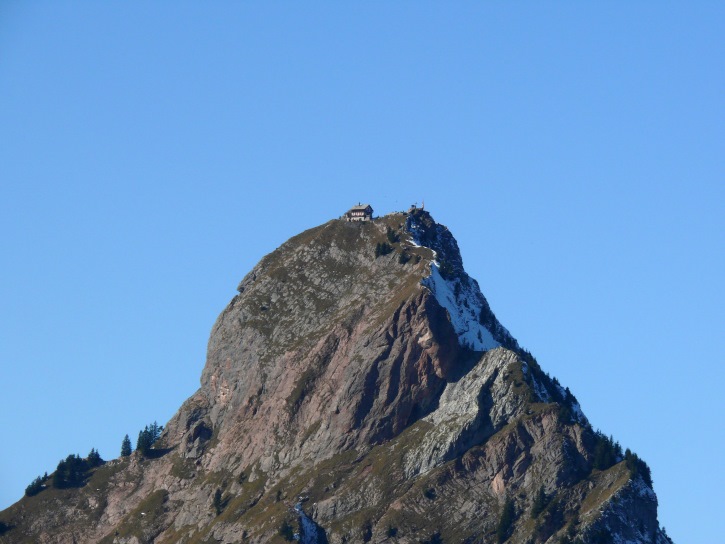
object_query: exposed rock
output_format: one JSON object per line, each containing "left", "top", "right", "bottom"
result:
{"left": 0, "top": 209, "right": 673, "bottom": 544}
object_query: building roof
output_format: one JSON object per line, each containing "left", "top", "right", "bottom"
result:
{"left": 349, "top": 204, "right": 372, "bottom": 211}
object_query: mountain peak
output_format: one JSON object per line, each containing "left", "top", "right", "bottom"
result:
{"left": 0, "top": 208, "right": 672, "bottom": 544}
{"left": 406, "top": 208, "right": 519, "bottom": 352}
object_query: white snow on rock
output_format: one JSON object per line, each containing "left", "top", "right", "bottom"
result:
{"left": 556, "top": 383, "right": 587, "bottom": 424}
{"left": 631, "top": 477, "right": 657, "bottom": 501}
{"left": 522, "top": 362, "right": 588, "bottom": 425}
{"left": 522, "top": 362, "right": 551, "bottom": 402}
{"left": 422, "top": 262, "right": 499, "bottom": 351}
{"left": 294, "top": 503, "right": 319, "bottom": 544}
{"left": 405, "top": 220, "right": 427, "bottom": 248}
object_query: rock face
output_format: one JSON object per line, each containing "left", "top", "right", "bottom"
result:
{"left": 0, "top": 209, "right": 673, "bottom": 544}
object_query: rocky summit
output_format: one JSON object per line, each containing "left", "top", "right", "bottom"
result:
{"left": 0, "top": 209, "right": 673, "bottom": 544}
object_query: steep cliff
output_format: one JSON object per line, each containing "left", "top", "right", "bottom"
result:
{"left": 0, "top": 209, "right": 673, "bottom": 544}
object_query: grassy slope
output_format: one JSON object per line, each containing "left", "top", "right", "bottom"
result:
{"left": 0, "top": 215, "right": 636, "bottom": 543}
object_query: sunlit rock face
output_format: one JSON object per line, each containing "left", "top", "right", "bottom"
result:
{"left": 0, "top": 209, "right": 672, "bottom": 544}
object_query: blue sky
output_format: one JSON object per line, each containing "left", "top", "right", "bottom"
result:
{"left": 1, "top": 3, "right": 723, "bottom": 541}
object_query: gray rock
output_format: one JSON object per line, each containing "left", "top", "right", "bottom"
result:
{"left": 0, "top": 211, "right": 672, "bottom": 544}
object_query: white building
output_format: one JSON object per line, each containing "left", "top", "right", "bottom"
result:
{"left": 344, "top": 204, "right": 373, "bottom": 222}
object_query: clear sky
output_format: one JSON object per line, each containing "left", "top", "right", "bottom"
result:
{"left": 1, "top": 3, "right": 723, "bottom": 542}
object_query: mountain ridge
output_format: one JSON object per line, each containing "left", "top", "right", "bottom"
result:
{"left": 0, "top": 208, "right": 672, "bottom": 544}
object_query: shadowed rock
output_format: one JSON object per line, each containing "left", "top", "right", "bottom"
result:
{"left": 0, "top": 210, "right": 672, "bottom": 544}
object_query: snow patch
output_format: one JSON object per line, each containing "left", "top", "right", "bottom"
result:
{"left": 422, "top": 263, "right": 499, "bottom": 351}
{"left": 406, "top": 213, "right": 512, "bottom": 352}
{"left": 524, "top": 363, "right": 588, "bottom": 425}
{"left": 406, "top": 219, "right": 427, "bottom": 248}
{"left": 294, "top": 503, "right": 319, "bottom": 544}
{"left": 555, "top": 382, "right": 587, "bottom": 425}
{"left": 570, "top": 400, "right": 586, "bottom": 423}
{"left": 610, "top": 535, "right": 647, "bottom": 544}
{"left": 406, "top": 235, "right": 422, "bottom": 249}
{"left": 631, "top": 477, "right": 657, "bottom": 501}
{"left": 530, "top": 372, "right": 551, "bottom": 402}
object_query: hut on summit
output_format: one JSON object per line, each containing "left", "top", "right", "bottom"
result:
{"left": 344, "top": 203, "right": 373, "bottom": 222}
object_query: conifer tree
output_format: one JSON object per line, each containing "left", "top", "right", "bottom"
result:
{"left": 278, "top": 520, "right": 295, "bottom": 541}
{"left": 137, "top": 427, "right": 151, "bottom": 456}
{"left": 121, "top": 434, "right": 132, "bottom": 457}
{"left": 531, "top": 485, "right": 548, "bottom": 518}
{"left": 624, "top": 448, "right": 653, "bottom": 487}
{"left": 439, "top": 260, "right": 454, "bottom": 279}
{"left": 422, "top": 532, "right": 443, "bottom": 544}
{"left": 25, "top": 475, "right": 46, "bottom": 496}
{"left": 151, "top": 421, "right": 163, "bottom": 441}
{"left": 135, "top": 421, "right": 164, "bottom": 457}
{"left": 375, "top": 242, "right": 393, "bottom": 258}
{"left": 87, "top": 448, "right": 103, "bottom": 467}
{"left": 52, "top": 454, "right": 87, "bottom": 488}
{"left": 496, "top": 498, "right": 516, "bottom": 543}
{"left": 213, "top": 488, "right": 223, "bottom": 515}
